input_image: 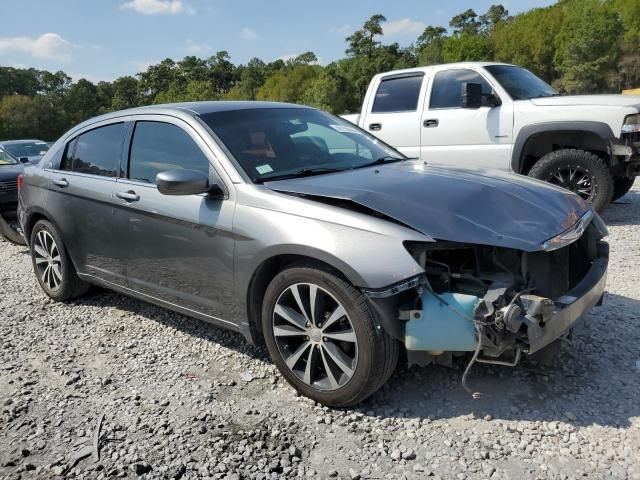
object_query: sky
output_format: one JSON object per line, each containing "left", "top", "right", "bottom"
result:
{"left": 0, "top": 0, "right": 557, "bottom": 83}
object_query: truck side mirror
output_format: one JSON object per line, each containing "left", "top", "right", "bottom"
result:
{"left": 461, "top": 82, "right": 483, "bottom": 109}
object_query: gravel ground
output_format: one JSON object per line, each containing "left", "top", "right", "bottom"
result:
{"left": 1, "top": 185, "right": 639, "bottom": 480}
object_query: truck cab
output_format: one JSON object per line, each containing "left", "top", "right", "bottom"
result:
{"left": 343, "top": 62, "right": 640, "bottom": 211}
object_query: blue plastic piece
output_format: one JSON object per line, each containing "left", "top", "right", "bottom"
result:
{"left": 405, "top": 290, "right": 479, "bottom": 352}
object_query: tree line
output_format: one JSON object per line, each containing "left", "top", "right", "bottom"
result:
{"left": 1, "top": 0, "right": 639, "bottom": 140}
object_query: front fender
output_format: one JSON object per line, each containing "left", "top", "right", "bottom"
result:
{"left": 511, "top": 121, "right": 616, "bottom": 173}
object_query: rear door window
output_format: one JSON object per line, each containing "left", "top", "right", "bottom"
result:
{"left": 429, "top": 69, "right": 492, "bottom": 109}
{"left": 372, "top": 75, "right": 424, "bottom": 113}
{"left": 62, "top": 123, "right": 125, "bottom": 177}
{"left": 128, "top": 121, "right": 210, "bottom": 184}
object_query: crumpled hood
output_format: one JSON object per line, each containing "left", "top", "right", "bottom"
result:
{"left": 530, "top": 94, "right": 640, "bottom": 108}
{"left": 265, "top": 161, "right": 591, "bottom": 252}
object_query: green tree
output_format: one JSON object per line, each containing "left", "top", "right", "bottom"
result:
{"left": 416, "top": 26, "right": 448, "bottom": 65}
{"left": 65, "top": 79, "right": 99, "bottom": 124}
{"left": 442, "top": 33, "right": 494, "bottom": 63}
{"left": 493, "top": 6, "right": 564, "bottom": 82}
{"left": 346, "top": 14, "right": 386, "bottom": 58}
{"left": 480, "top": 4, "right": 510, "bottom": 32}
{"left": 256, "top": 64, "right": 321, "bottom": 103}
{"left": 554, "top": 0, "right": 621, "bottom": 93}
{"left": 111, "top": 76, "right": 139, "bottom": 110}
{"left": 449, "top": 9, "right": 481, "bottom": 35}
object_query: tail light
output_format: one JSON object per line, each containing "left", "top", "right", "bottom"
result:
{"left": 17, "top": 174, "right": 24, "bottom": 192}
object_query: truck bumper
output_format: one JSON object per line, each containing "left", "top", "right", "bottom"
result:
{"left": 611, "top": 139, "right": 640, "bottom": 176}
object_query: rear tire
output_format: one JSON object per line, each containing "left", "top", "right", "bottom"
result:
{"left": 29, "top": 220, "right": 89, "bottom": 301}
{"left": 262, "top": 265, "right": 398, "bottom": 407}
{"left": 0, "top": 212, "right": 26, "bottom": 245}
{"left": 612, "top": 176, "right": 635, "bottom": 202}
{"left": 528, "top": 149, "right": 613, "bottom": 212}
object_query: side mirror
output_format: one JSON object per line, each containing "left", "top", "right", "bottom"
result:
{"left": 461, "top": 82, "right": 483, "bottom": 109}
{"left": 19, "top": 157, "right": 30, "bottom": 164}
{"left": 156, "top": 169, "right": 210, "bottom": 196}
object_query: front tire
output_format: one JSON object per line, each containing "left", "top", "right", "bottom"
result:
{"left": 29, "top": 220, "right": 89, "bottom": 301}
{"left": 612, "top": 176, "right": 635, "bottom": 202}
{"left": 262, "top": 265, "right": 398, "bottom": 407}
{"left": 528, "top": 149, "right": 613, "bottom": 212}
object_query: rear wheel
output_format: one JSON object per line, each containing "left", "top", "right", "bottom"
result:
{"left": 528, "top": 149, "right": 613, "bottom": 212}
{"left": 0, "top": 211, "right": 26, "bottom": 245}
{"left": 262, "top": 265, "right": 398, "bottom": 407}
{"left": 612, "top": 176, "right": 635, "bottom": 202}
{"left": 30, "top": 220, "right": 89, "bottom": 301}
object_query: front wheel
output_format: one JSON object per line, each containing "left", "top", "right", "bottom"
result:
{"left": 528, "top": 149, "right": 613, "bottom": 212}
{"left": 262, "top": 265, "right": 398, "bottom": 407}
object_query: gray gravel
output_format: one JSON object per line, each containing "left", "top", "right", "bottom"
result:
{"left": 1, "top": 185, "right": 640, "bottom": 480}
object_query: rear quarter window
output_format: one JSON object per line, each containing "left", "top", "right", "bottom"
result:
{"left": 372, "top": 75, "right": 424, "bottom": 113}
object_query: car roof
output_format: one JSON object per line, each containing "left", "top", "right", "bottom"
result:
{"left": 372, "top": 62, "right": 517, "bottom": 79}
{"left": 69, "top": 101, "right": 310, "bottom": 135}
{"left": 0, "top": 139, "right": 48, "bottom": 145}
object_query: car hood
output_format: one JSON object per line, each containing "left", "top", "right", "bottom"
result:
{"left": 529, "top": 94, "right": 640, "bottom": 108}
{"left": 265, "top": 161, "right": 590, "bottom": 252}
{"left": 0, "top": 164, "right": 23, "bottom": 181}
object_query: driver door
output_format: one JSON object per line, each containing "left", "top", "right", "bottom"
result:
{"left": 421, "top": 68, "right": 514, "bottom": 170}
{"left": 115, "top": 116, "right": 236, "bottom": 321}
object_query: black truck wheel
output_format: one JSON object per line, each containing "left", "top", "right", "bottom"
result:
{"left": 612, "top": 176, "right": 635, "bottom": 202}
{"left": 528, "top": 149, "right": 614, "bottom": 212}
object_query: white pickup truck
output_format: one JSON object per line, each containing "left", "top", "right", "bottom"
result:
{"left": 342, "top": 62, "right": 640, "bottom": 211}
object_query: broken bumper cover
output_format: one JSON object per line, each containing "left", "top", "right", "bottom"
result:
{"left": 522, "top": 251, "right": 608, "bottom": 354}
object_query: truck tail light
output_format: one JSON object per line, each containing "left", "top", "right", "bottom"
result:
{"left": 17, "top": 174, "right": 24, "bottom": 192}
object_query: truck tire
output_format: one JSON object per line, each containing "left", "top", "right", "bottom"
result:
{"left": 262, "top": 264, "right": 399, "bottom": 407}
{"left": 0, "top": 212, "right": 26, "bottom": 245}
{"left": 528, "top": 149, "right": 613, "bottom": 212}
{"left": 612, "top": 176, "right": 635, "bottom": 202}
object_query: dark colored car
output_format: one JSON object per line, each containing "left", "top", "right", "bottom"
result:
{"left": 18, "top": 102, "right": 609, "bottom": 406}
{"left": 0, "top": 147, "right": 26, "bottom": 244}
{"left": 0, "top": 139, "right": 50, "bottom": 164}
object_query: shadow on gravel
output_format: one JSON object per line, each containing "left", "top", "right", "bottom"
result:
{"left": 71, "top": 288, "right": 271, "bottom": 364}
{"left": 601, "top": 190, "right": 640, "bottom": 226}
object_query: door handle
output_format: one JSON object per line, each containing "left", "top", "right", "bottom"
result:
{"left": 423, "top": 119, "right": 439, "bottom": 128}
{"left": 369, "top": 123, "right": 382, "bottom": 131}
{"left": 53, "top": 178, "right": 68, "bottom": 188}
{"left": 116, "top": 190, "right": 140, "bottom": 202}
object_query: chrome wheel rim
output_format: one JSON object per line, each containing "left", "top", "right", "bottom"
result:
{"left": 548, "top": 167, "right": 595, "bottom": 201}
{"left": 33, "top": 230, "right": 62, "bottom": 291}
{"left": 272, "top": 283, "right": 358, "bottom": 391}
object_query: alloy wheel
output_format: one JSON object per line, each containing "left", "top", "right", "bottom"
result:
{"left": 548, "top": 166, "right": 595, "bottom": 201}
{"left": 272, "top": 283, "right": 358, "bottom": 391}
{"left": 33, "top": 230, "right": 63, "bottom": 291}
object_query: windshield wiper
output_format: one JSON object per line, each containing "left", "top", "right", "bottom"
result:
{"left": 353, "top": 155, "right": 410, "bottom": 170}
{"left": 255, "top": 167, "right": 343, "bottom": 183}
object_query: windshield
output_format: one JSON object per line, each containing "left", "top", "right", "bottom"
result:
{"left": 3, "top": 141, "right": 49, "bottom": 158}
{"left": 484, "top": 65, "right": 558, "bottom": 100}
{"left": 200, "top": 108, "right": 403, "bottom": 183}
{"left": 0, "top": 148, "right": 18, "bottom": 166}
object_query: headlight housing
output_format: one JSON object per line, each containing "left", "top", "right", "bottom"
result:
{"left": 621, "top": 114, "right": 640, "bottom": 134}
{"left": 541, "top": 210, "right": 594, "bottom": 252}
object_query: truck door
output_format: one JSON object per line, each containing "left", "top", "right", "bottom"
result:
{"left": 361, "top": 72, "right": 426, "bottom": 159}
{"left": 420, "top": 68, "right": 514, "bottom": 170}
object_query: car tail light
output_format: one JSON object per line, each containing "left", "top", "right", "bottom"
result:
{"left": 17, "top": 174, "right": 24, "bottom": 192}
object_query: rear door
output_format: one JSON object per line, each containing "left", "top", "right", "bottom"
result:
{"left": 420, "top": 68, "right": 514, "bottom": 170}
{"left": 360, "top": 73, "right": 426, "bottom": 158}
{"left": 114, "top": 116, "right": 236, "bottom": 321}
{"left": 47, "top": 121, "right": 128, "bottom": 285}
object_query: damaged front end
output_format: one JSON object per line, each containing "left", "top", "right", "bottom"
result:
{"left": 365, "top": 211, "right": 609, "bottom": 372}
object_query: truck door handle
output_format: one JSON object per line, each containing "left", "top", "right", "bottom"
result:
{"left": 369, "top": 123, "right": 382, "bottom": 131}
{"left": 53, "top": 178, "right": 68, "bottom": 188}
{"left": 116, "top": 190, "right": 140, "bottom": 202}
{"left": 423, "top": 119, "right": 439, "bottom": 128}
